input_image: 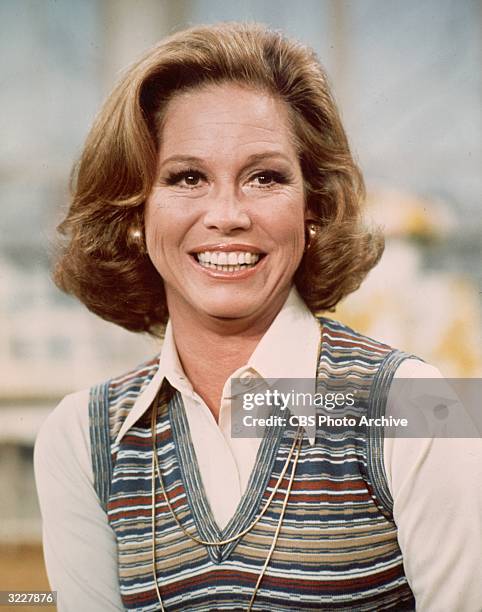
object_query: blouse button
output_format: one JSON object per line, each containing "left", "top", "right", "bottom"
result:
{"left": 239, "top": 370, "right": 257, "bottom": 386}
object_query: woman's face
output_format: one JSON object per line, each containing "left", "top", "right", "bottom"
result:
{"left": 145, "top": 82, "right": 306, "bottom": 325}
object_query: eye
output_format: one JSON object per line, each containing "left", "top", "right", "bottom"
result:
{"left": 250, "top": 170, "right": 287, "bottom": 188}
{"left": 165, "top": 169, "right": 205, "bottom": 188}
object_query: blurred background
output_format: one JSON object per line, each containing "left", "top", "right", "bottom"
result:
{"left": 1, "top": 0, "right": 481, "bottom": 599}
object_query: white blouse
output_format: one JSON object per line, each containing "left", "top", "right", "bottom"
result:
{"left": 34, "top": 289, "right": 482, "bottom": 611}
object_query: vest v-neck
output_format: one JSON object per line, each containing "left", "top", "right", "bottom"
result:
{"left": 168, "top": 391, "right": 287, "bottom": 564}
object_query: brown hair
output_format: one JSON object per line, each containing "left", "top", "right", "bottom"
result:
{"left": 54, "top": 22, "right": 383, "bottom": 335}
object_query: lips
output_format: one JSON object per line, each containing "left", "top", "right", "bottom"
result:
{"left": 190, "top": 245, "right": 266, "bottom": 273}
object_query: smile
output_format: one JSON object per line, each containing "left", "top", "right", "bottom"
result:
{"left": 193, "top": 250, "right": 264, "bottom": 273}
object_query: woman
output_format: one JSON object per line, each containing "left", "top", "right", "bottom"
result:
{"left": 34, "top": 23, "right": 481, "bottom": 611}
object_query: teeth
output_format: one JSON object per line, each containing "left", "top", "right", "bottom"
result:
{"left": 194, "top": 250, "right": 261, "bottom": 271}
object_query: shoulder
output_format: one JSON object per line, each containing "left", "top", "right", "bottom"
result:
{"left": 315, "top": 316, "right": 418, "bottom": 379}
{"left": 34, "top": 389, "right": 92, "bottom": 488}
{"left": 316, "top": 317, "right": 450, "bottom": 382}
{"left": 34, "top": 354, "right": 160, "bottom": 477}
{"left": 35, "top": 389, "right": 90, "bottom": 451}
{"left": 317, "top": 316, "right": 397, "bottom": 355}
{"left": 392, "top": 358, "right": 441, "bottom": 378}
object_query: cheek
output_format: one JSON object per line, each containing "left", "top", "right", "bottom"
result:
{"left": 275, "top": 190, "right": 306, "bottom": 244}
{"left": 265, "top": 206, "right": 305, "bottom": 253}
{"left": 144, "top": 198, "right": 172, "bottom": 269}
{"left": 144, "top": 196, "right": 199, "bottom": 271}
{"left": 144, "top": 203, "right": 160, "bottom": 259}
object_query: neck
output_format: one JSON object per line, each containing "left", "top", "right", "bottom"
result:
{"left": 167, "top": 292, "right": 289, "bottom": 421}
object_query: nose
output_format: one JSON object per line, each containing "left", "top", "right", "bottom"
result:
{"left": 202, "top": 186, "right": 251, "bottom": 234}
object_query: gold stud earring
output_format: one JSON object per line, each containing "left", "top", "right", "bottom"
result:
{"left": 130, "top": 228, "right": 143, "bottom": 240}
{"left": 128, "top": 226, "right": 146, "bottom": 252}
{"left": 305, "top": 222, "right": 317, "bottom": 251}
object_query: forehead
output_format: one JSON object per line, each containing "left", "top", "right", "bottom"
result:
{"left": 157, "top": 82, "right": 298, "bottom": 160}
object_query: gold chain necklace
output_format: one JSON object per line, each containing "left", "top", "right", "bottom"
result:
{"left": 150, "top": 398, "right": 303, "bottom": 611}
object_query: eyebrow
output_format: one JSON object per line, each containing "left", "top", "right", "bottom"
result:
{"left": 158, "top": 151, "right": 294, "bottom": 170}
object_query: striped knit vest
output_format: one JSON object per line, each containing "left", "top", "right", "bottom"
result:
{"left": 89, "top": 318, "right": 417, "bottom": 611}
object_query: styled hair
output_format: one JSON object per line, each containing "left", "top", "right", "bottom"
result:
{"left": 54, "top": 22, "right": 383, "bottom": 335}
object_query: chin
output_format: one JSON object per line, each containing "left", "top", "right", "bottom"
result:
{"left": 196, "top": 293, "right": 262, "bottom": 321}
{"left": 202, "top": 302, "right": 257, "bottom": 321}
